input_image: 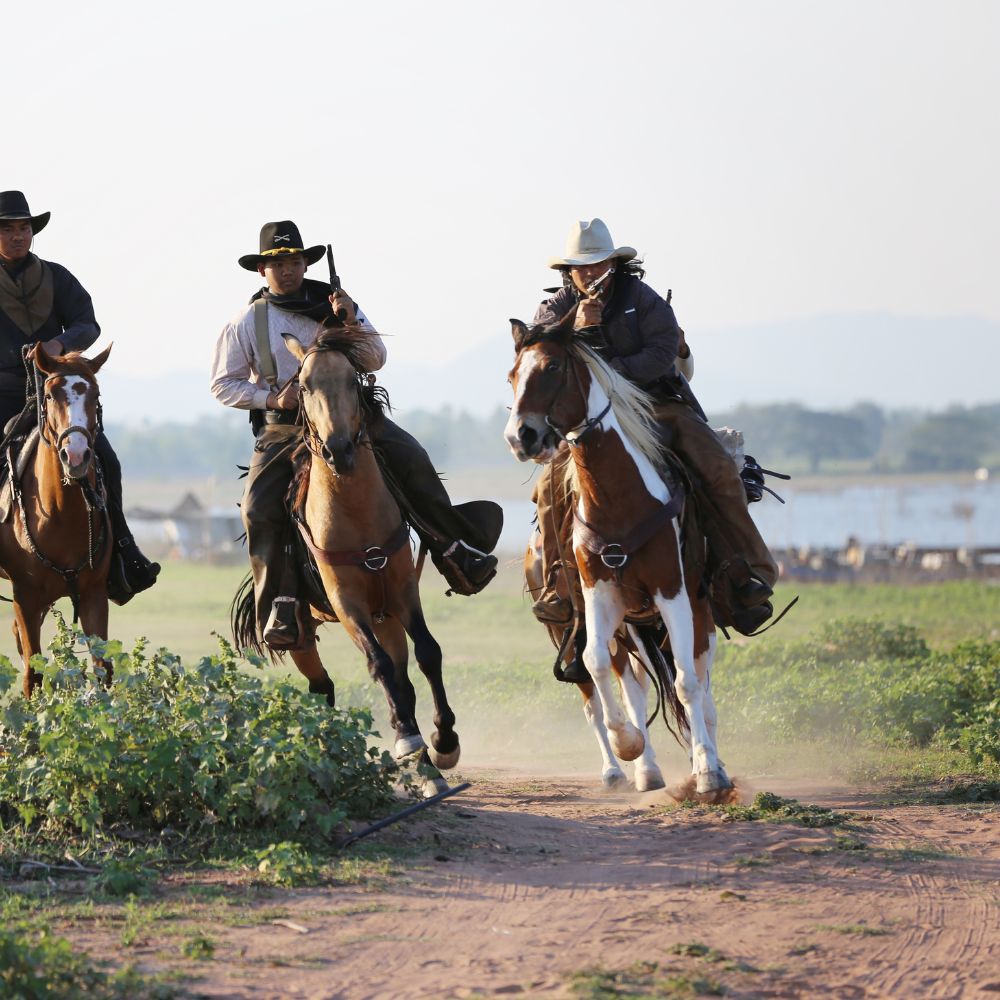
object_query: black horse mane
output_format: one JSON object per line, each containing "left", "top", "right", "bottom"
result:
{"left": 310, "top": 326, "right": 391, "bottom": 434}
{"left": 510, "top": 310, "right": 607, "bottom": 358}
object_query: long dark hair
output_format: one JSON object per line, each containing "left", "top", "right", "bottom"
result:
{"left": 554, "top": 255, "right": 646, "bottom": 287}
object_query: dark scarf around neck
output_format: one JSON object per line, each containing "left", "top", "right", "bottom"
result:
{"left": 251, "top": 277, "right": 337, "bottom": 323}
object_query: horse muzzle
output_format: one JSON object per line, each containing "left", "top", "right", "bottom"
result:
{"left": 319, "top": 435, "right": 357, "bottom": 475}
{"left": 506, "top": 415, "right": 556, "bottom": 464}
{"left": 58, "top": 428, "right": 93, "bottom": 479}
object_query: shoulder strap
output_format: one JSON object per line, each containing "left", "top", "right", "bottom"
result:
{"left": 623, "top": 283, "right": 642, "bottom": 353}
{"left": 253, "top": 299, "right": 277, "bottom": 387}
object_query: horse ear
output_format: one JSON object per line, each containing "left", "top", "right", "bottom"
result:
{"left": 32, "top": 342, "right": 56, "bottom": 374}
{"left": 553, "top": 305, "right": 577, "bottom": 333}
{"left": 281, "top": 331, "right": 307, "bottom": 360}
{"left": 510, "top": 319, "right": 529, "bottom": 351}
{"left": 85, "top": 343, "right": 113, "bottom": 374}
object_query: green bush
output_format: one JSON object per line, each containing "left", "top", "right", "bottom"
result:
{"left": 715, "top": 616, "right": 1000, "bottom": 765}
{"left": 0, "top": 923, "right": 187, "bottom": 999}
{"left": 0, "top": 615, "right": 399, "bottom": 836}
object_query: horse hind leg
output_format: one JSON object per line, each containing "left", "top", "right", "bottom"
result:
{"left": 615, "top": 633, "right": 665, "bottom": 792}
{"left": 580, "top": 681, "right": 627, "bottom": 790}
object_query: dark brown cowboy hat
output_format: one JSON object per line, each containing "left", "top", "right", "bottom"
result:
{"left": 0, "top": 191, "right": 50, "bottom": 234}
{"left": 238, "top": 220, "right": 325, "bottom": 271}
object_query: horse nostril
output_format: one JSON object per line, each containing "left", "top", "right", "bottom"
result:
{"left": 82, "top": 448, "right": 91, "bottom": 465}
{"left": 519, "top": 425, "right": 538, "bottom": 449}
{"left": 344, "top": 440, "right": 355, "bottom": 460}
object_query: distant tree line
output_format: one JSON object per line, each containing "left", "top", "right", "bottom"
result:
{"left": 107, "top": 402, "right": 1000, "bottom": 479}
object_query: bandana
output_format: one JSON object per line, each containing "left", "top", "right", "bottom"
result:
{"left": 251, "top": 278, "right": 340, "bottom": 324}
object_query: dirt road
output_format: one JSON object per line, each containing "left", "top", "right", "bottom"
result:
{"left": 60, "top": 772, "right": 1000, "bottom": 998}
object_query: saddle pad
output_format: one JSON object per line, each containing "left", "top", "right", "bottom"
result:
{"left": 0, "top": 427, "right": 39, "bottom": 523}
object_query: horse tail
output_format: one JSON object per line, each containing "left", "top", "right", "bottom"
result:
{"left": 231, "top": 572, "right": 265, "bottom": 658}
{"left": 635, "top": 624, "right": 690, "bottom": 746}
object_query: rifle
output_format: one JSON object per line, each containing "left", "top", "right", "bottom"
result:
{"left": 327, "top": 244, "right": 348, "bottom": 321}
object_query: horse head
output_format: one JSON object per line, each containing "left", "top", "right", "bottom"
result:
{"left": 282, "top": 326, "right": 388, "bottom": 475}
{"left": 505, "top": 313, "right": 590, "bottom": 464}
{"left": 32, "top": 342, "right": 112, "bottom": 479}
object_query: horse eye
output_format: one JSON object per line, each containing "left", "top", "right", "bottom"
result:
{"left": 545, "top": 362, "right": 560, "bottom": 372}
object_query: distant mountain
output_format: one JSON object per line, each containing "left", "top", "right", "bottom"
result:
{"left": 97, "top": 313, "right": 1000, "bottom": 422}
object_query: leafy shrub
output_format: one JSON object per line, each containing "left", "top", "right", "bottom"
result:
{"left": 255, "top": 841, "right": 321, "bottom": 886}
{"left": 715, "top": 616, "right": 1000, "bottom": 765}
{"left": 0, "top": 923, "right": 188, "bottom": 998}
{"left": 0, "top": 615, "right": 400, "bottom": 836}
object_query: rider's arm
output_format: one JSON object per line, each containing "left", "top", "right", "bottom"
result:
{"left": 209, "top": 310, "right": 272, "bottom": 410}
{"left": 532, "top": 287, "right": 577, "bottom": 327}
{"left": 609, "top": 283, "right": 680, "bottom": 385}
{"left": 48, "top": 263, "right": 101, "bottom": 354}
{"left": 353, "top": 306, "right": 387, "bottom": 372}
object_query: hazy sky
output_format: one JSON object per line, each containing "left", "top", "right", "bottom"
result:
{"left": 7, "top": 1, "right": 998, "bottom": 383}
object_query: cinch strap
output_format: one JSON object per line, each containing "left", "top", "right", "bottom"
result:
{"left": 573, "top": 490, "right": 684, "bottom": 573}
{"left": 253, "top": 299, "right": 277, "bottom": 387}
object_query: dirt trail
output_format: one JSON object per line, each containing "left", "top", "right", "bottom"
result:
{"left": 62, "top": 772, "right": 1000, "bottom": 998}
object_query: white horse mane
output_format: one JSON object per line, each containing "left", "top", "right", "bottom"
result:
{"left": 572, "top": 342, "right": 663, "bottom": 468}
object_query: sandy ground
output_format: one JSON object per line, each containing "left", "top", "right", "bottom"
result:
{"left": 36, "top": 770, "right": 1000, "bottom": 999}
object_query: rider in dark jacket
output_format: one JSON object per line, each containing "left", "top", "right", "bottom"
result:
{"left": 0, "top": 191, "right": 159, "bottom": 602}
{"left": 529, "top": 219, "right": 778, "bottom": 645}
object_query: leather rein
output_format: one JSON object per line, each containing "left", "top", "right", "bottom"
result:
{"left": 292, "top": 345, "right": 409, "bottom": 624}
{"left": 10, "top": 370, "right": 109, "bottom": 623}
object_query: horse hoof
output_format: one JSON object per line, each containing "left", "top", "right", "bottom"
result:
{"left": 427, "top": 735, "right": 461, "bottom": 771}
{"left": 602, "top": 770, "right": 627, "bottom": 791}
{"left": 422, "top": 776, "right": 450, "bottom": 798}
{"left": 635, "top": 770, "right": 666, "bottom": 792}
{"left": 696, "top": 769, "right": 732, "bottom": 794}
{"left": 609, "top": 724, "right": 645, "bottom": 762}
{"left": 394, "top": 734, "right": 427, "bottom": 760}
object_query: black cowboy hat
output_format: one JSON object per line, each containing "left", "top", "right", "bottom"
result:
{"left": 0, "top": 191, "right": 50, "bottom": 234}
{"left": 238, "top": 220, "right": 325, "bottom": 271}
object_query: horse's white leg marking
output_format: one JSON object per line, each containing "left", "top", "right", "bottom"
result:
{"left": 582, "top": 688, "right": 627, "bottom": 789}
{"left": 652, "top": 527, "right": 724, "bottom": 792}
{"left": 698, "top": 632, "right": 728, "bottom": 779}
{"left": 620, "top": 626, "right": 665, "bottom": 791}
{"left": 581, "top": 580, "right": 644, "bottom": 761}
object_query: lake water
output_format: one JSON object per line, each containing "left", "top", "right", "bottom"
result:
{"left": 484, "top": 480, "right": 1000, "bottom": 554}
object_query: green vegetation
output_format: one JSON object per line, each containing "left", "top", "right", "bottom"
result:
{"left": 715, "top": 617, "right": 1000, "bottom": 772}
{"left": 0, "top": 923, "right": 190, "bottom": 999}
{"left": 0, "top": 615, "right": 400, "bottom": 838}
{"left": 567, "top": 960, "right": 726, "bottom": 998}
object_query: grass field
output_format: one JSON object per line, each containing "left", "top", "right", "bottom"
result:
{"left": 2, "top": 562, "right": 999, "bottom": 785}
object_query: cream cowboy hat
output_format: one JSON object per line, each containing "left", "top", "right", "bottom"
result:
{"left": 546, "top": 218, "right": 636, "bottom": 269}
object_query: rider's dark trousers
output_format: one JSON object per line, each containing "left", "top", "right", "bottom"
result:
{"left": 242, "top": 418, "right": 504, "bottom": 633}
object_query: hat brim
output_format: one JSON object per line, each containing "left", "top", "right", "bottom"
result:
{"left": 0, "top": 211, "right": 50, "bottom": 234}
{"left": 238, "top": 244, "right": 326, "bottom": 271}
{"left": 547, "top": 245, "right": 636, "bottom": 269}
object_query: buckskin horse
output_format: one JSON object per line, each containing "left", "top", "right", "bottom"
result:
{"left": 0, "top": 344, "right": 114, "bottom": 697}
{"left": 505, "top": 318, "right": 730, "bottom": 797}
{"left": 233, "top": 327, "right": 457, "bottom": 796}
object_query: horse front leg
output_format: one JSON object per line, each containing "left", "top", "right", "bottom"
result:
{"left": 77, "top": 584, "right": 113, "bottom": 688}
{"left": 654, "top": 587, "right": 726, "bottom": 794}
{"left": 340, "top": 606, "right": 422, "bottom": 760}
{"left": 581, "top": 580, "right": 644, "bottom": 761}
{"left": 12, "top": 593, "right": 45, "bottom": 698}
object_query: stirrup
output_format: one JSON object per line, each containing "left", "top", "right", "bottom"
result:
{"left": 263, "top": 596, "right": 301, "bottom": 649}
{"left": 432, "top": 541, "right": 497, "bottom": 596}
{"left": 531, "top": 596, "right": 574, "bottom": 625}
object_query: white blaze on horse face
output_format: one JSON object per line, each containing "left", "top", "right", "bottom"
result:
{"left": 504, "top": 349, "right": 544, "bottom": 461}
{"left": 61, "top": 376, "right": 92, "bottom": 470}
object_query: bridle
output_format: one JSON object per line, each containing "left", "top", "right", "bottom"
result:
{"left": 529, "top": 343, "right": 612, "bottom": 450}
{"left": 297, "top": 347, "right": 370, "bottom": 471}
{"left": 37, "top": 371, "right": 102, "bottom": 465}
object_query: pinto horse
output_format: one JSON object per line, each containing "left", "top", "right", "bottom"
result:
{"left": 238, "top": 328, "right": 457, "bottom": 795}
{"left": 0, "top": 344, "right": 114, "bottom": 697}
{"left": 505, "top": 320, "right": 731, "bottom": 796}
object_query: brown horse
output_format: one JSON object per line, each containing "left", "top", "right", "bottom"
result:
{"left": 0, "top": 344, "right": 114, "bottom": 697}
{"left": 506, "top": 319, "right": 729, "bottom": 795}
{"left": 272, "top": 328, "right": 457, "bottom": 795}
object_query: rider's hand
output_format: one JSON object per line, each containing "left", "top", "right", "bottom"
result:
{"left": 330, "top": 289, "right": 357, "bottom": 325}
{"left": 575, "top": 298, "right": 603, "bottom": 328}
{"left": 677, "top": 327, "right": 690, "bottom": 359}
{"left": 267, "top": 380, "right": 300, "bottom": 411}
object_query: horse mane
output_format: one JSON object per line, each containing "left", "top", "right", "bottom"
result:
{"left": 310, "top": 323, "right": 391, "bottom": 432}
{"left": 510, "top": 318, "right": 663, "bottom": 469}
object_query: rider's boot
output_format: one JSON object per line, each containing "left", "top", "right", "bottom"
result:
{"left": 430, "top": 540, "right": 498, "bottom": 596}
{"left": 560, "top": 625, "right": 592, "bottom": 684}
{"left": 262, "top": 557, "right": 310, "bottom": 650}
{"left": 106, "top": 505, "right": 161, "bottom": 606}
